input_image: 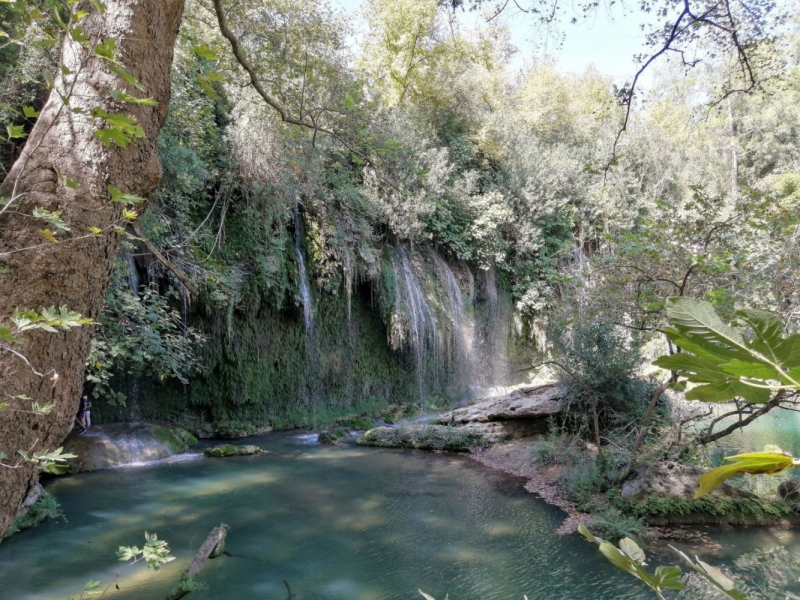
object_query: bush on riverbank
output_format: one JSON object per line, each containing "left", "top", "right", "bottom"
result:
{"left": 5, "top": 493, "right": 63, "bottom": 538}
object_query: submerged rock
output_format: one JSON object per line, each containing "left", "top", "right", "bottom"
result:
{"left": 204, "top": 444, "right": 263, "bottom": 457}
{"left": 436, "top": 384, "right": 563, "bottom": 425}
{"left": 318, "top": 428, "right": 349, "bottom": 445}
{"left": 61, "top": 423, "right": 198, "bottom": 473}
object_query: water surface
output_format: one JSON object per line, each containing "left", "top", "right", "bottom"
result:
{"left": 2, "top": 432, "right": 800, "bottom": 599}
{"left": 0, "top": 433, "right": 649, "bottom": 600}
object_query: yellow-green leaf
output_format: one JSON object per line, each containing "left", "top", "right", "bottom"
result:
{"left": 695, "top": 450, "right": 795, "bottom": 498}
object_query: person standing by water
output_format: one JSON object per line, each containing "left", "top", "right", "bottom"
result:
{"left": 74, "top": 395, "right": 91, "bottom": 433}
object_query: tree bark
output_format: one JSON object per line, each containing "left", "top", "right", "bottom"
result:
{"left": 0, "top": 0, "right": 185, "bottom": 540}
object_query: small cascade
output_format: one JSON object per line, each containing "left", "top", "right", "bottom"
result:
{"left": 431, "top": 248, "right": 476, "bottom": 379}
{"left": 484, "top": 264, "right": 499, "bottom": 317}
{"left": 389, "top": 246, "right": 439, "bottom": 401}
{"left": 129, "top": 379, "right": 141, "bottom": 422}
{"left": 123, "top": 248, "right": 140, "bottom": 293}
{"left": 477, "top": 264, "right": 510, "bottom": 386}
{"left": 293, "top": 208, "right": 314, "bottom": 332}
{"left": 343, "top": 244, "right": 353, "bottom": 323}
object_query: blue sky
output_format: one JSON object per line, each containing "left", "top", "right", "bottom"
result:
{"left": 329, "top": 0, "right": 663, "bottom": 83}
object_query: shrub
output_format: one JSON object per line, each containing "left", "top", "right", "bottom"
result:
{"left": 585, "top": 506, "right": 651, "bottom": 543}
{"left": 6, "top": 493, "right": 64, "bottom": 537}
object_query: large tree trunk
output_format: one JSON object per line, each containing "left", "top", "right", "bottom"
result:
{"left": 0, "top": 0, "right": 185, "bottom": 539}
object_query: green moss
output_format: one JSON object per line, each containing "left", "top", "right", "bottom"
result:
{"left": 358, "top": 425, "right": 483, "bottom": 452}
{"left": 151, "top": 426, "right": 189, "bottom": 454}
{"left": 214, "top": 420, "right": 260, "bottom": 439}
{"left": 607, "top": 488, "right": 797, "bottom": 525}
{"left": 318, "top": 428, "right": 349, "bottom": 445}
{"left": 335, "top": 416, "right": 374, "bottom": 430}
{"left": 5, "top": 493, "right": 63, "bottom": 538}
{"left": 203, "top": 444, "right": 263, "bottom": 457}
{"left": 174, "top": 428, "right": 199, "bottom": 447}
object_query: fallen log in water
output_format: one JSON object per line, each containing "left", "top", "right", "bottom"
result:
{"left": 166, "top": 524, "right": 229, "bottom": 600}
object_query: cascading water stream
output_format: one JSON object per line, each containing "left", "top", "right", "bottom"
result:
{"left": 294, "top": 208, "right": 314, "bottom": 333}
{"left": 431, "top": 248, "right": 476, "bottom": 379}
{"left": 389, "top": 246, "right": 439, "bottom": 401}
{"left": 123, "top": 247, "right": 140, "bottom": 293}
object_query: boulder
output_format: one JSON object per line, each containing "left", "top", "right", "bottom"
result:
{"left": 777, "top": 478, "right": 800, "bottom": 502}
{"left": 204, "top": 444, "right": 263, "bottom": 457}
{"left": 318, "top": 428, "right": 349, "bottom": 445}
{"left": 436, "top": 384, "right": 563, "bottom": 425}
{"left": 61, "top": 423, "right": 198, "bottom": 473}
{"left": 621, "top": 461, "right": 756, "bottom": 501}
{"left": 358, "top": 425, "right": 484, "bottom": 451}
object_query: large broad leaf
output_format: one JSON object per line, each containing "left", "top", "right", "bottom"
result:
{"left": 674, "top": 549, "right": 749, "bottom": 600}
{"left": 654, "top": 353, "right": 734, "bottom": 383}
{"left": 578, "top": 525, "right": 685, "bottom": 594}
{"left": 666, "top": 298, "right": 748, "bottom": 352}
{"left": 656, "top": 298, "right": 800, "bottom": 404}
{"left": 684, "top": 380, "right": 771, "bottom": 404}
{"left": 695, "top": 448, "right": 795, "bottom": 498}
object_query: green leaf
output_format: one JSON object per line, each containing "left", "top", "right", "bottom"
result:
{"left": 666, "top": 297, "right": 747, "bottom": 352}
{"left": 619, "top": 537, "right": 645, "bottom": 564}
{"left": 6, "top": 124, "right": 26, "bottom": 139}
{"left": 674, "top": 549, "right": 749, "bottom": 599}
{"left": 685, "top": 380, "right": 771, "bottom": 404}
{"left": 108, "top": 186, "right": 145, "bottom": 204}
{"left": 0, "top": 325, "right": 22, "bottom": 343}
{"left": 695, "top": 449, "right": 795, "bottom": 498}
{"left": 111, "top": 89, "right": 158, "bottom": 105}
{"left": 652, "top": 565, "right": 685, "bottom": 591}
{"left": 22, "top": 106, "right": 40, "bottom": 119}
{"left": 108, "top": 64, "right": 145, "bottom": 91}
{"left": 192, "top": 44, "right": 219, "bottom": 61}
{"left": 95, "top": 128, "right": 133, "bottom": 148}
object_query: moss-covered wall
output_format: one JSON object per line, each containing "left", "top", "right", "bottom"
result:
{"left": 95, "top": 247, "right": 535, "bottom": 431}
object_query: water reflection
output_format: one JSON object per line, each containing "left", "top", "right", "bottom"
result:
{"left": 0, "top": 432, "right": 796, "bottom": 600}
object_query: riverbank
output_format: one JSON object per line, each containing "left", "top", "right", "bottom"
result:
{"left": 469, "top": 439, "right": 592, "bottom": 535}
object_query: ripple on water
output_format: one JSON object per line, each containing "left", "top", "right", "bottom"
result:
{"left": 0, "top": 431, "right": 793, "bottom": 600}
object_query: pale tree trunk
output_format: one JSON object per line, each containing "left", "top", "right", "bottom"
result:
{"left": 0, "top": 0, "right": 185, "bottom": 540}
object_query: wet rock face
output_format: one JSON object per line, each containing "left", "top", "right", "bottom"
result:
{"left": 61, "top": 423, "right": 197, "bottom": 473}
{"left": 621, "top": 461, "right": 756, "bottom": 500}
{"left": 436, "top": 384, "right": 563, "bottom": 425}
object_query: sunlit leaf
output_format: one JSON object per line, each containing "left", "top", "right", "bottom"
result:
{"left": 695, "top": 449, "right": 795, "bottom": 498}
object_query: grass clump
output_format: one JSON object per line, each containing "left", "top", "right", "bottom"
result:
{"left": 6, "top": 493, "right": 64, "bottom": 538}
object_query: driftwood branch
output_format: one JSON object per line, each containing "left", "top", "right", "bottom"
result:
{"left": 131, "top": 224, "right": 199, "bottom": 297}
{"left": 166, "top": 524, "right": 229, "bottom": 600}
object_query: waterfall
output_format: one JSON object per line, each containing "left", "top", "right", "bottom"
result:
{"left": 480, "top": 264, "right": 510, "bottom": 387}
{"left": 431, "top": 248, "right": 476, "bottom": 379}
{"left": 123, "top": 248, "right": 140, "bottom": 293}
{"left": 294, "top": 208, "right": 314, "bottom": 332}
{"left": 389, "top": 246, "right": 438, "bottom": 401}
